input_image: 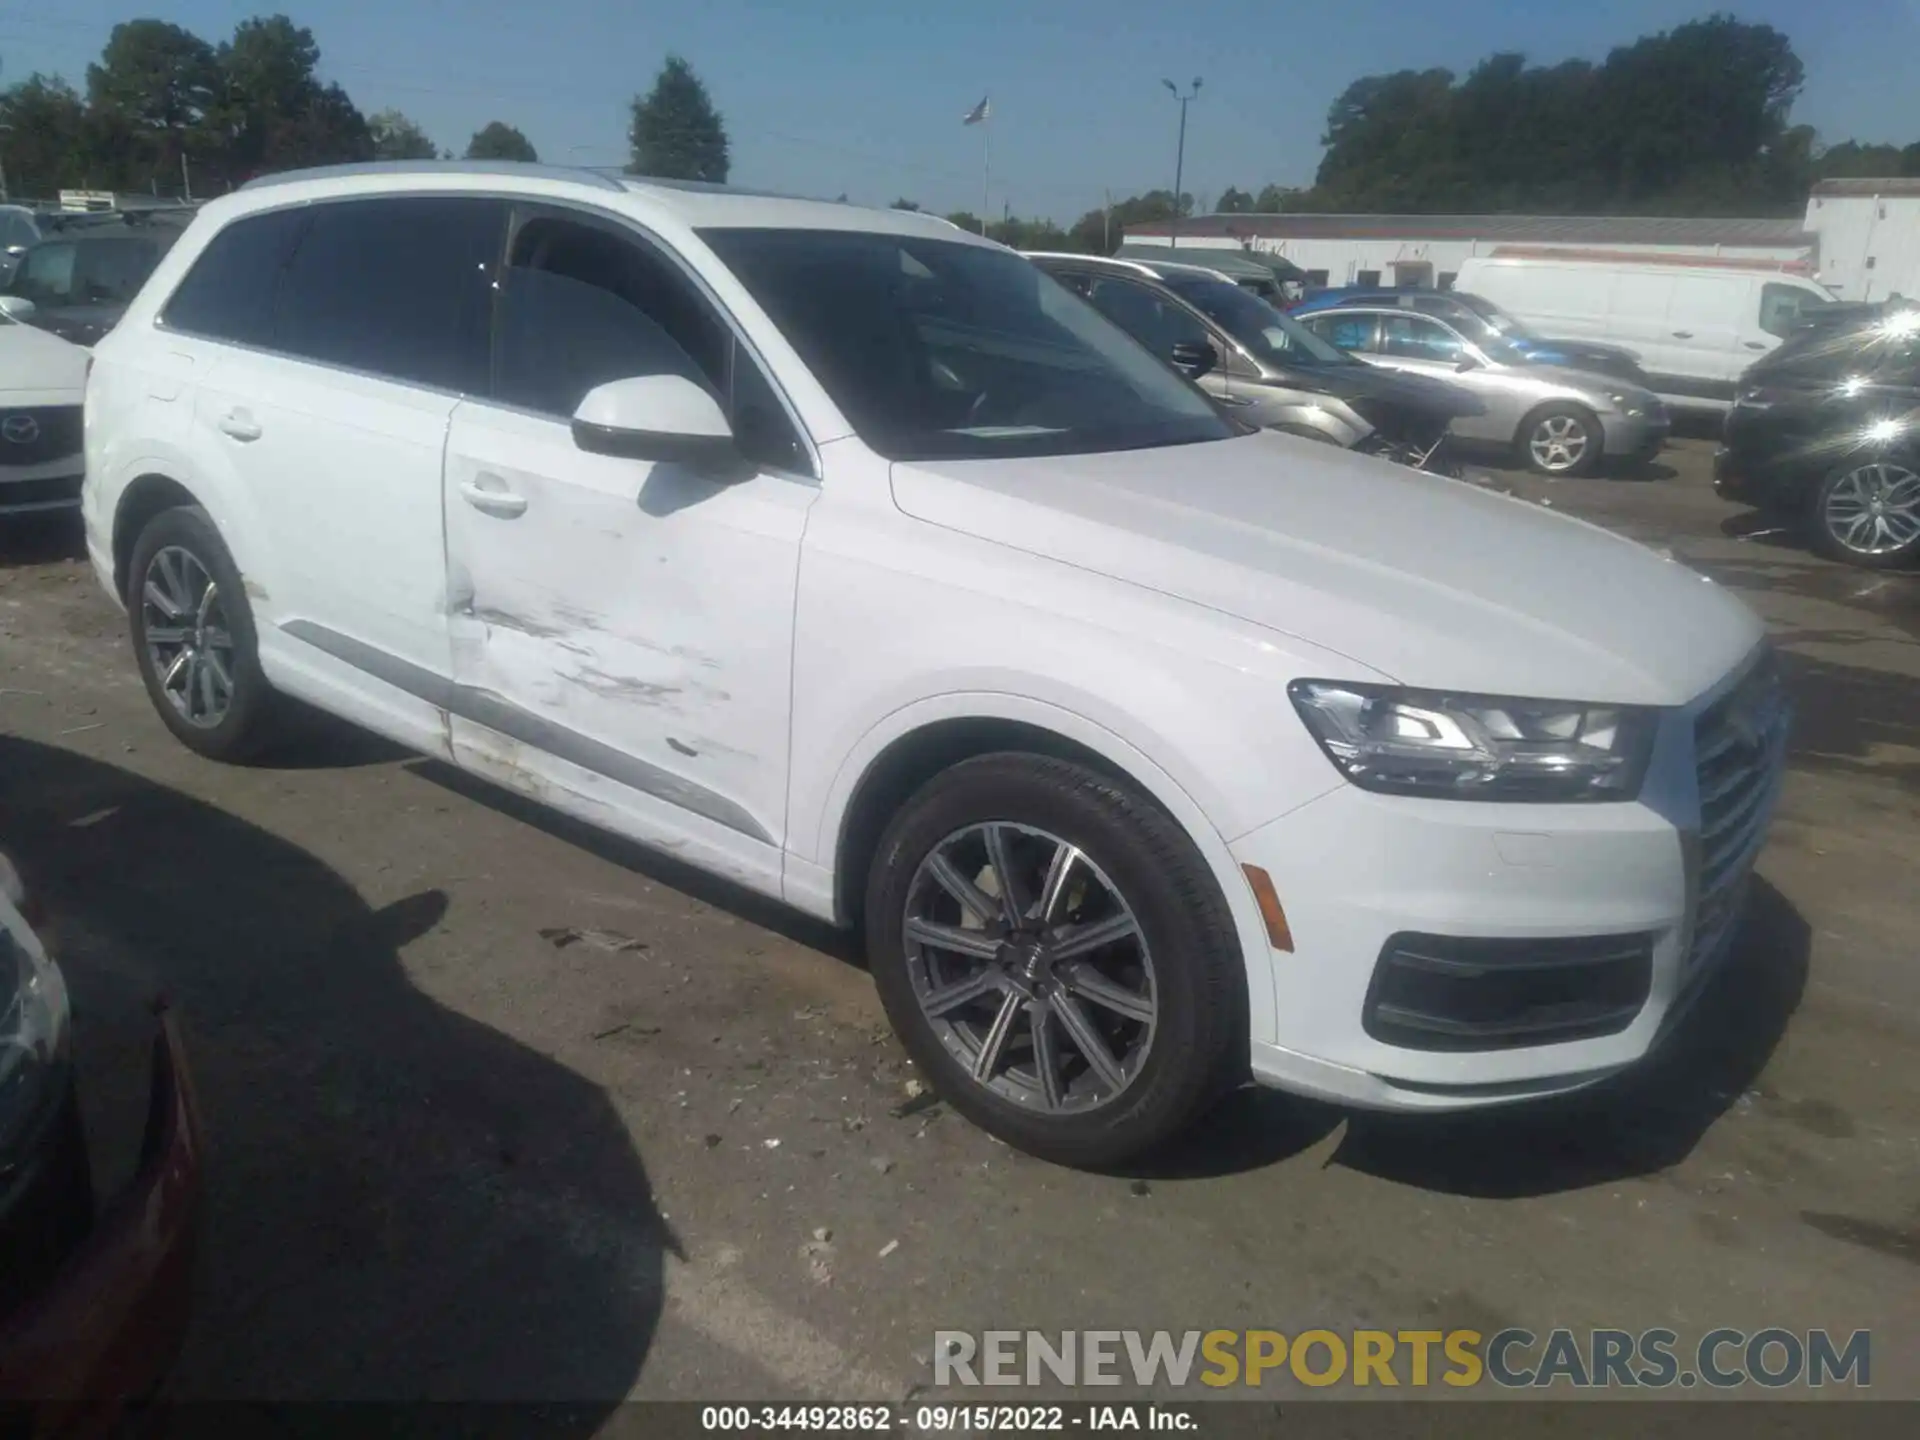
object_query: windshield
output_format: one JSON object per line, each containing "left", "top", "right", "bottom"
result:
{"left": 1157, "top": 273, "right": 1356, "bottom": 367}
{"left": 1449, "top": 290, "right": 1540, "bottom": 342}
{"left": 9, "top": 236, "right": 161, "bottom": 309}
{"left": 701, "top": 228, "right": 1233, "bottom": 462}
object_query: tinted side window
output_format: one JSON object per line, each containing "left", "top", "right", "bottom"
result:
{"left": 0, "top": 213, "right": 37, "bottom": 250}
{"left": 12, "top": 243, "right": 76, "bottom": 305}
{"left": 1085, "top": 278, "right": 1208, "bottom": 357}
{"left": 164, "top": 209, "right": 308, "bottom": 345}
{"left": 1380, "top": 315, "right": 1465, "bottom": 362}
{"left": 1308, "top": 312, "right": 1378, "bottom": 353}
{"left": 1758, "top": 283, "right": 1821, "bottom": 340}
{"left": 496, "top": 213, "right": 809, "bottom": 474}
{"left": 272, "top": 197, "right": 504, "bottom": 393}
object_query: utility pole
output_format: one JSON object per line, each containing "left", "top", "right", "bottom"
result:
{"left": 1162, "top": 77, "right": 1201, "bottom": 250}
{"left": 181, "top": 149, "right": 192, "bottom": 203}
{"left": 1103, "top": 188, "right": 1112, "bottom": 252}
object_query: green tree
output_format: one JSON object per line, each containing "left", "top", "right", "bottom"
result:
{"left": 465, "top": 121, "right": 537, "bottom": 162}
{"left": 890, "top": 197, "right": 921, "bottom": 210}
{"left": 369, "top": 109, "right": 437, "bottom": 161}
{"left": 85, "top": 19, "right": 220, "bottom": 192}
{"left": 1215, "top": 185, "right": 1253, "bottom": 213}
{"left": 0, "top": 74, "right": 89, "bottom": 196}
{"left": 1306, "top": 15, "right": 1813, "bottom": 215}
{"left": 211, "top": 16, "right": 371, "bottom": 186}
{"left": 627, "top": 55, "right": 729, "bottom": 182}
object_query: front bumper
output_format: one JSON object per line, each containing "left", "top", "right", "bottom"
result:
{"left": 1236, "top": 660, "right": 1786, "bottom": 1111}
{"left": 1600, "top": 410, "right": 1670, "bottom": 463}
{"left": 0, "top": 459, "right": 84, "bottom": 517}
{"left": 0, "top": 1011, "right": 203, "bottom": 1433}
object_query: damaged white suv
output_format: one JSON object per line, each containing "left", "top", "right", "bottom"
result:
{"left": 82, "top": 163, "right": 1788, "bottom": 1166}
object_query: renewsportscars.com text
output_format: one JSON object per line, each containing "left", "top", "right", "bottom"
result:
{"left": 933, "top": 1328, "right": 1871, "bottom": 1390}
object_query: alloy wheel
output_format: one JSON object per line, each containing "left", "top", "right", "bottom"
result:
{"left": 1528, "top": 414, "right": 1591, "bottom": 473}
{"left": 1822, "top": 463, "right": 1920, "bottom": 557}
{"left": 141, "top": 545, "right": 237, "bottom": 728}
{"left": 902, "top": 822, "right": 1157, "bottom": 1114}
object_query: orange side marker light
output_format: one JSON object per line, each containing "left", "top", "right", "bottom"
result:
{"left": 1241, "top": 864, "right": 1294, "bottom": 953}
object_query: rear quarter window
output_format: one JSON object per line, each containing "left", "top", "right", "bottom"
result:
{"left": 164, "top": 208, "right": 309, "bottom": 346}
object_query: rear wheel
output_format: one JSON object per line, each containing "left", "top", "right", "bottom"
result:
{"left": 864, "top": 753, "right": 1244, "bottom": 1168}
{"left": 1518, "top": 404, "right": 1600, "bottom": 477}
{"left": 1810, "top": 459, "right": 1920, "bottom": 569}
{"left": 127, "top": 506, "right": 281, "bottom": 760}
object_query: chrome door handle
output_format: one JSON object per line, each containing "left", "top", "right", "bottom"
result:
{"left": 1671, "top": 330, "right": 1694, "bottom": 339}
{"left": 217, "top": 410, "right": 262, "bottom": 442}
{"left": 459, "top": 477, "right": 528, "bottom": 519}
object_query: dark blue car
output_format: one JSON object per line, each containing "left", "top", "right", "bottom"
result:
{"left": 1293, "top": 286, "right": 1648, "bottom": 385}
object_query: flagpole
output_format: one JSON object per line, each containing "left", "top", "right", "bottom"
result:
{"left": 981, "top": 105, "right": 991, "bottom": 236}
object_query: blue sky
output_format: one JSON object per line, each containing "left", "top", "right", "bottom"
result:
{"left": 3, "top": 1, "right": 1916, "bottom": 220}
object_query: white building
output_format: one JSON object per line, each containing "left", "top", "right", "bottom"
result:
{"left": 1126, "top": 213, "right": 1815, "bottom": 292}
{"left": 1803, "top": 178, "right": 1920, "bottom": 303}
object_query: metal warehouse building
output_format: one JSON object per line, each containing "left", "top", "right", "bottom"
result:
{"left": 1125, "top": 212, "right": 1816, "bottom": 292}
{"left": 1803, "top": 178, "right": 1920, "bottom": 303}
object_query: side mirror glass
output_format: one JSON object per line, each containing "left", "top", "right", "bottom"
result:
{"left": 0, "top": 295, "right": 36, "bottom": 321}
{"left": 1455, "top": 354, "right": 1480, "bottom": 373}
{"left": 1170, "top": 339, "right": 1219, "bottom": 380}
{"left": 570, "top": 374, "right": 741, "bottom": 477}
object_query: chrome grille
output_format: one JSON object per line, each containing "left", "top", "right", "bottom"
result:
{"left": 1689, "top": 648, "right": 1790, "bottom": 972}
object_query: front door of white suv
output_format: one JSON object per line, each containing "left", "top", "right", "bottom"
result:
{"left": 441, "top": 206, "right": 817, "bottom": 890}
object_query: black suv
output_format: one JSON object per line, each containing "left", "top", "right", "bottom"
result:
{"left": 1715, "top": 306, "right": 1920, "bottom": 569}
{"left": 4, "top": 210, "right": 193, "bottom": 347}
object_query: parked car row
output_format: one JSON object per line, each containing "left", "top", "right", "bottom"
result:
{"left": 69, "top": 162, "right": 1789, "bottom": 1172}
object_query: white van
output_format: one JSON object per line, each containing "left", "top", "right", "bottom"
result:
{"left": 1456, "top": 253, "right": 1835, "bottom": 410}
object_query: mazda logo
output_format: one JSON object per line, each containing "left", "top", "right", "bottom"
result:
{"left": 0, "top": 414, "right": 38, "bottom": 445}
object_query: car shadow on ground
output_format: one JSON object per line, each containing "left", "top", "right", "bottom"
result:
{"left": 0, "top": 736, "right": 668, "bottom": 1416}
{"left": 1327, "top": 878, "right": 1810, "bottom": 1198}
{"left": 406, "top": 757, "right": 865, "bottom": 972}
{"left": 0, "top": 512, "right": 85, "bottom": 568}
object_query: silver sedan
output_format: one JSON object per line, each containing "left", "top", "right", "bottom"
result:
{"left": 1298, "top": 306, "right": 1669, "bottom": 476}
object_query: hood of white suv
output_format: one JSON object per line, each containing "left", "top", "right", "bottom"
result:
{"left": 890, "top": 430, "right": 1760, "bottom": 705}
{"left": 0, "top": 319, "right": 89, "bottom": 407}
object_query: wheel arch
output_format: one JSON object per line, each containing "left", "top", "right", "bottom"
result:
{"left": 112, "top": 472, "right": 204, "bottom": 603}
{"left": 819, "top": 695, "right": 1278, "bottom": 1049}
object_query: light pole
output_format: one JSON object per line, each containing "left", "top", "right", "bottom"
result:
{"left": 1162, "top": 77, "right": 1201, "bottom": 249}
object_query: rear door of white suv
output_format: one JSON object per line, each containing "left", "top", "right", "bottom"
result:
{"left": 178, "top": 195, "right": 506, "bottom": 745}
{"left": 440, "top": 203, "right": 818, "bottom": 882}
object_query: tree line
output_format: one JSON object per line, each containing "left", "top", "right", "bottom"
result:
{"left": 0, "top": 14, "right": 730, "bottom": 198}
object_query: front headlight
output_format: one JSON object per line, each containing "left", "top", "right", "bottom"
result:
{"left": 1288, "top": 680, "right": 1659, "bottom": 802}
{"left": 1, "top": 863, "right": 70, "bottom": 1159}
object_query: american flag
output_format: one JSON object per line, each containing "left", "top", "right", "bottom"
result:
{"left": 962, "top": 96, "right": 990, "bottom": 125}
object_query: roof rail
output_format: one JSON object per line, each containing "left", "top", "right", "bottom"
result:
{"left": 239, "top": 160, "right": 626, "bottom": 193}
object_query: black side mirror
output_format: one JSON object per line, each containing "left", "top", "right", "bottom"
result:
{"left": 1171, "top": 339, "right": 1219, "bottom": 379}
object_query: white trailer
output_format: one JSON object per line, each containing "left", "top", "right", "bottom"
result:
{"left": 1804, "top": 179, "right": 1920, "bottom": 303}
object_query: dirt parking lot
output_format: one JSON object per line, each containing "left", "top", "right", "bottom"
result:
{"left": 2, "top": 435, "right": 1916, "bottom": 1412}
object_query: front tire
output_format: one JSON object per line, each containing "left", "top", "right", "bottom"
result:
{"left": 1809, "top": 459, "right": 1920, "bottom": 569}
{"left": 127, "top": 505, "right": 281, "bottom": 761}
{"left": 864, "top": 753, "right": 1244, "bottom": 1168}
{"left": 1518, "top": 403, "right": 1600, "bottom": 477}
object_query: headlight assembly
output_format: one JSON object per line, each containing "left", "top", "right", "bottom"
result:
{"left": 1, "top": 880, "right": 70, "bottom": 1161}
{"left": 1288, "top": 680, "right": 1659, "bottom": 802}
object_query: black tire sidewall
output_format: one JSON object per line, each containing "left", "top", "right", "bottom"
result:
{"left": 1519, "top": 403, "right": 1601, "bottom": 478}
{"left": 1809, "top": 462, "right": 1920, "bottom": 570}
{"left": 126, "top": 505, "right": 275, "bottom": 760}
{"left": 864, "top": 753, "right": 1242, "bottom": 1168}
